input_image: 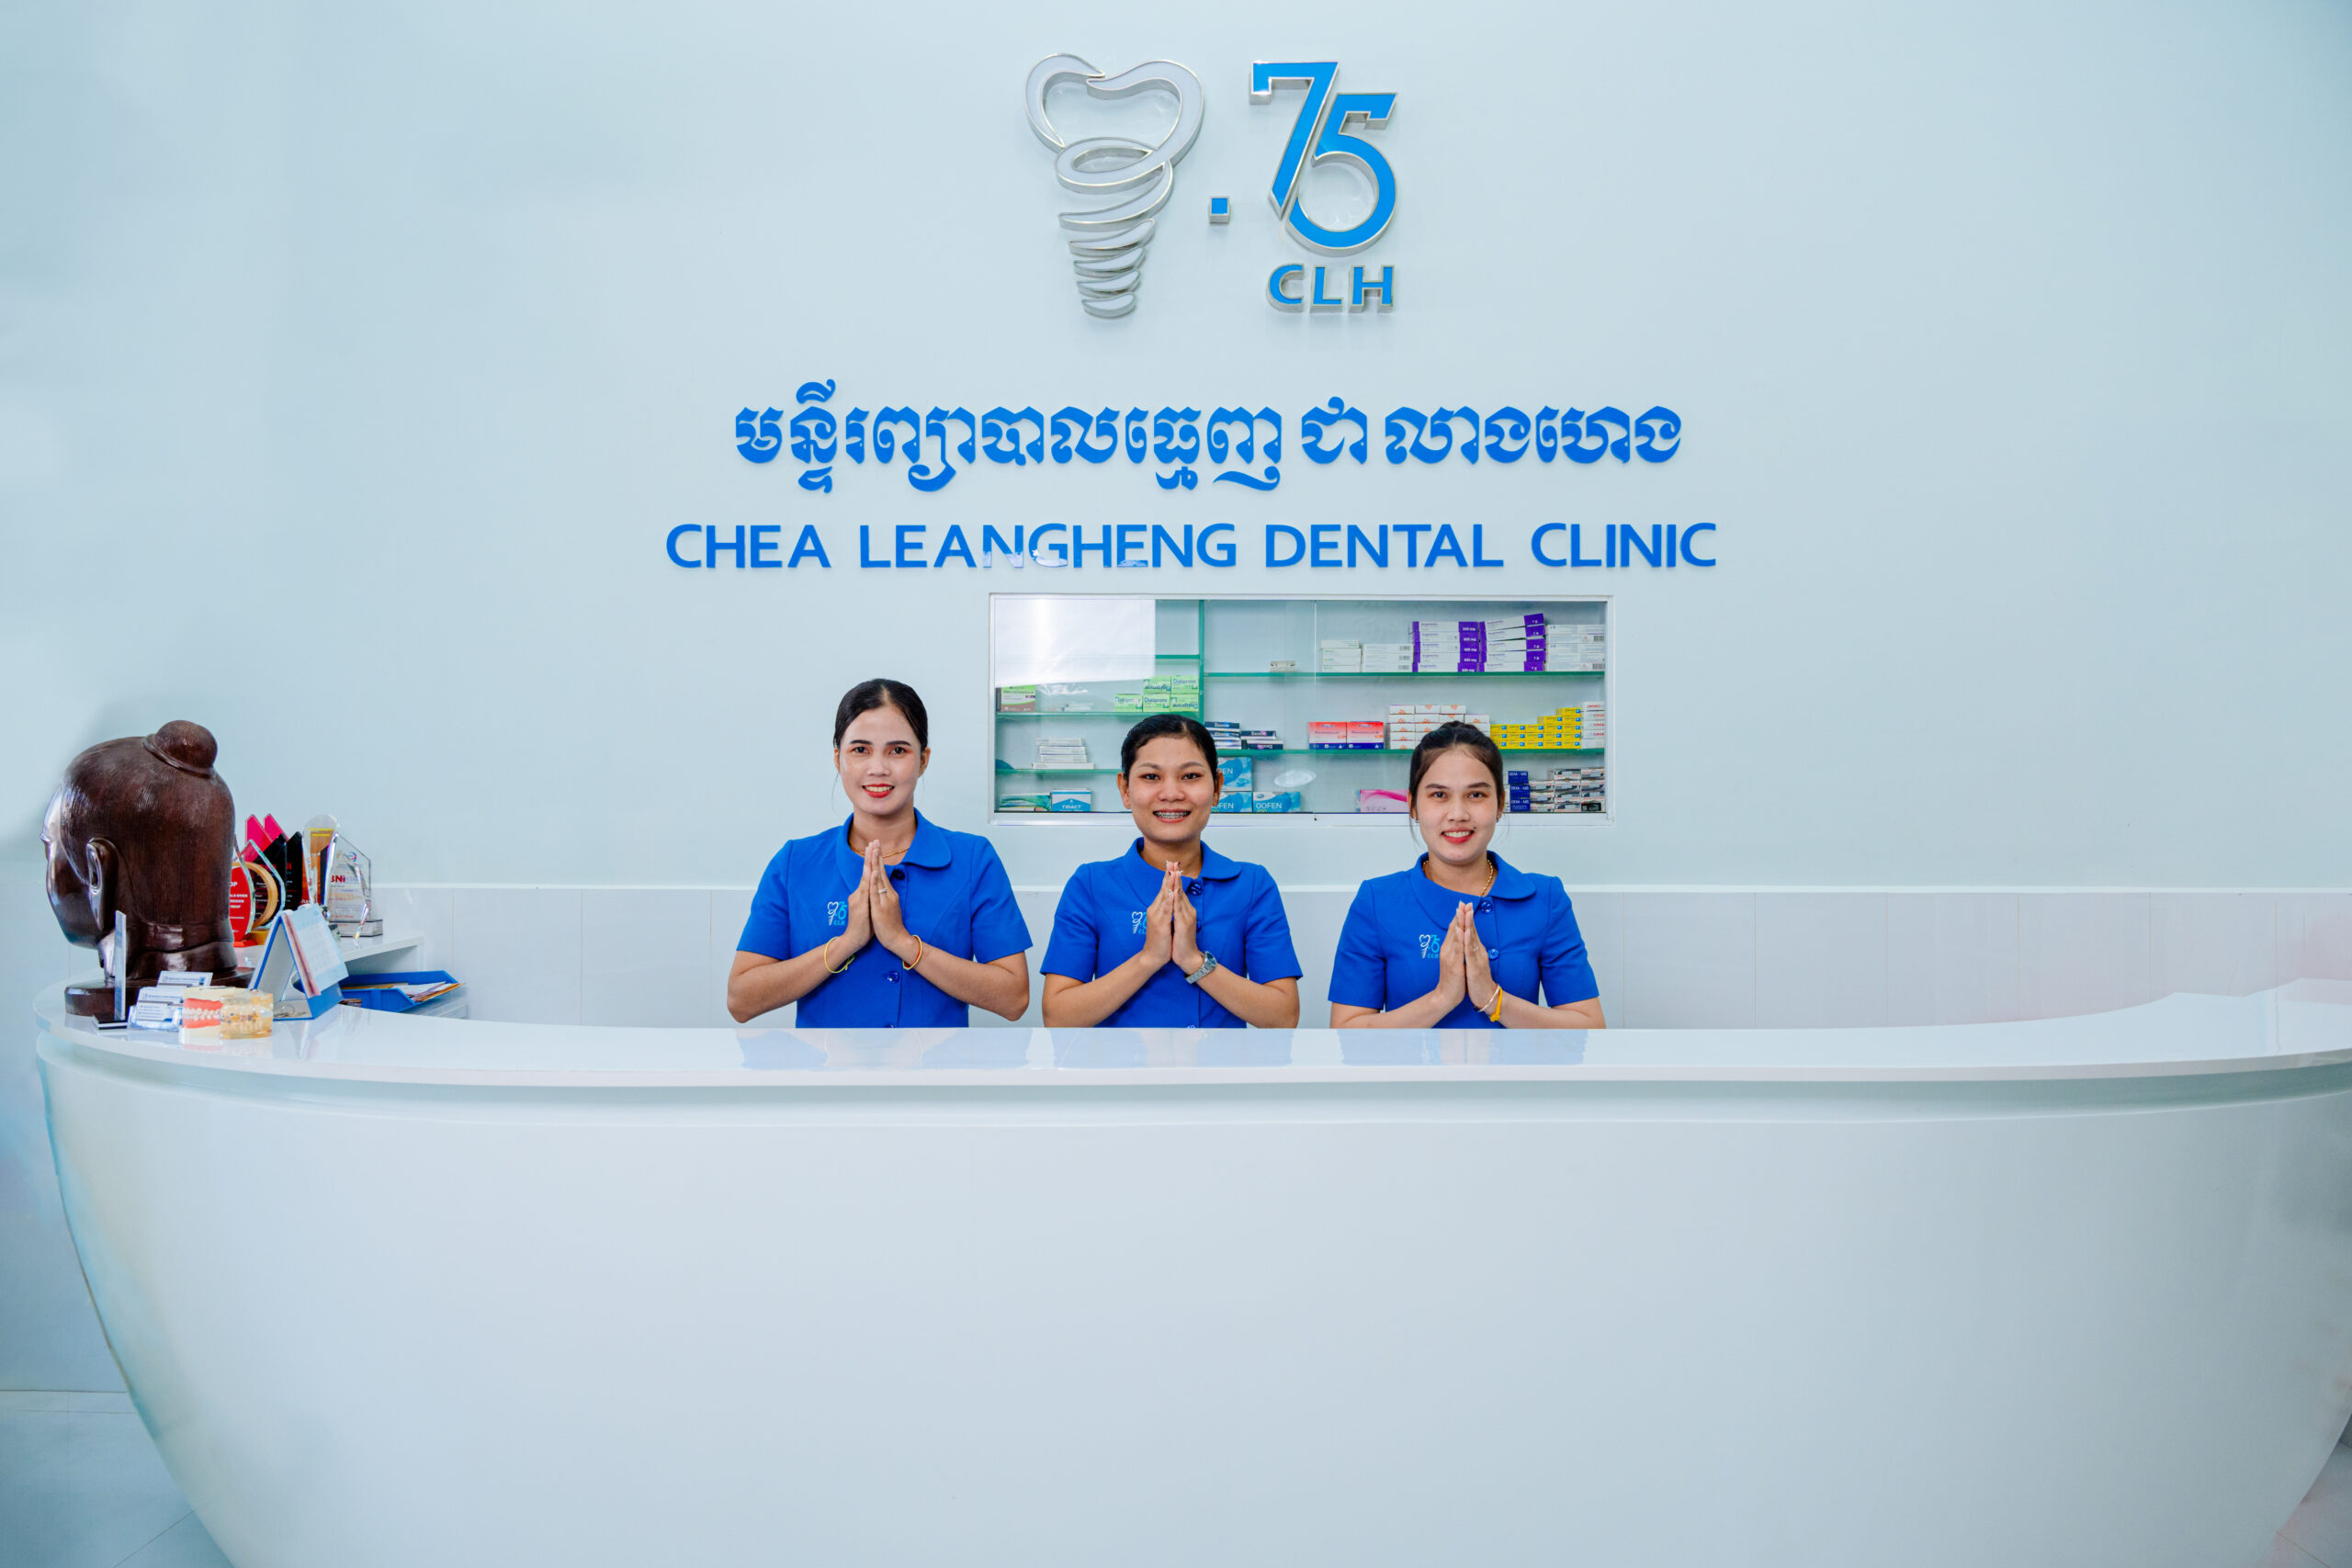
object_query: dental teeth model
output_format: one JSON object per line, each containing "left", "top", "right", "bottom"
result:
{"left": 1023, "top": 55, "right": 1204, "bottom": 319}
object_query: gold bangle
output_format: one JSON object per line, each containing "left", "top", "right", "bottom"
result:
{"left": 823, "top": 938, "right": 854, "bottom": 975}
{"left": 1484, "top": 984, "right": 1505, "bottom": 1022}
{"left": 903, "top": 935, "right": 926, "bottom": 971}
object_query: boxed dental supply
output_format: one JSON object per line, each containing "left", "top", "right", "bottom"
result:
{"left": 1251, "top": 790, "right": 1304, "bottom": 813}
{"left": 998, "top": 685, "right": 1038, "bottom": 713}
{"left": 1216, "top": 790, "right": 1254, "bottom": 812}
{"left": 1357, "top": 789, "right": 1409, "bottom": 813}
{"left": 1220, "top": 755, "right": 1254, "bottom": 790}
{"left": 1048, "top": 791, "right": 1092, "bottom": 812}
{"left": 996, "top": 793, "right": 1051, "bottom": 811}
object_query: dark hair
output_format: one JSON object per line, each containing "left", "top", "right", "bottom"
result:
{"left": 832, "top": 679, "right": 929, "bottom": 750}
{"left": 1119, "top": 714, "right": 1221, "bottom": 778}
{"left": 1408, "top": 722, "right": 1505, "bottom": 802}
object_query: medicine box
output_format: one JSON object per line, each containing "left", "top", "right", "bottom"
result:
{"left": 1049, "top": 790, "right": 1091, "bottom": 812}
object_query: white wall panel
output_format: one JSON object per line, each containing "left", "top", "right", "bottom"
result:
{"left": 1886, "top": 893, "right": 2020, "bottom": 1027}
{"left": 1757, "top": 893, "right": 1887, "bottom": 1028}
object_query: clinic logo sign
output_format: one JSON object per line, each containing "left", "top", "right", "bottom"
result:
{"left": 1026, "top": 56, "right": 1398, "bottom": 317}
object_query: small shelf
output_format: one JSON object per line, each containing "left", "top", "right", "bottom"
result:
{"left": 1205, "top": 669, "right": 1602, "bottom": 680}
{"left": 991, "top": 595, "right": 1608, "bottom": 821}
{"left": 995, "top": 710, "right": 1202, "bottom": 720}
{"left": 1219, "top": 747, "right": 1604, "bottom": 758}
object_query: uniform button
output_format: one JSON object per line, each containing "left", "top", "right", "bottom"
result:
{"left": 1477, "top": 898, "right": 1493, "bottom": 915}
{"left": 886, "top": 971, "right": 899, "bottom": 984}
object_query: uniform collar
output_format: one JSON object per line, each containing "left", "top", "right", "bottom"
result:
{"left": 834, "top": 811, "right": 950, "bottom": 875}
{"left": 1125, "top": 837, "right": 1240, "bottom": 894}
{"left": 1411, "top": 851, "right": 1536, "bottom": 917}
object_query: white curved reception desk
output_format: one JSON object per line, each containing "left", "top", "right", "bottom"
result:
{"left": 34, "top": 981, "right": 2352, "bottom": 1568}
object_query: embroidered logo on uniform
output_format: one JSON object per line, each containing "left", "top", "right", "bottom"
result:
{"left": 1418, "top": 932, "right": 1442, "bottom": 957}
{"left": 826, "top": 901, "right": 848, "bottom": 928}
{"left": 1131, "top": 910, "right": 1148, "bottom": 934}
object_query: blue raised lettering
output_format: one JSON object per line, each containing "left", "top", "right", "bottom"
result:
{"left": 1266, "top": 524, "right": 1306, "bottom": 568}
{"left": 934, "top": 525, "right": 977, "bottom": 569}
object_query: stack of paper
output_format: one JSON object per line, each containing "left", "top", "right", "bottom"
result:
{"left": 1318, "top": 639, "right": 1364, "bottom": 672}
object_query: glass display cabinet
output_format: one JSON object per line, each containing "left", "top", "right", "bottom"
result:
{"left": 989, "top": 595, "right": 1610, "bottom": 821}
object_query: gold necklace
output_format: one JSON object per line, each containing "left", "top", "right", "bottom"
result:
{"left": 1424, "top": 852, "right": 1498, "bottom": 897}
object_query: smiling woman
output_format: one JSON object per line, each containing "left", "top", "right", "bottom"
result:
{"left": 1329, "top": 722, "right": 1606, "bottom": 1030}
{"left": 1040, "top": 714, "right": 1302, "bottom": 1028}
{"left": 726, "top": 679, "right": 1032, "bottom": 1025}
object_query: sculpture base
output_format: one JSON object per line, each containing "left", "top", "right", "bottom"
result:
{"left": 62, "top": 983, "right": 119, "bottom": 1023}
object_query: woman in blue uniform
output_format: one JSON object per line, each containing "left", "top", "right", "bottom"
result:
{"left": 1042, "top": 714, "right": 1301, "bottom": 1028}
{"left": 1329, "top": 722, "right": 1605, "bottom": 1030}
{"left": 727, "top": 679, "right": 1032, "bottom": 1025}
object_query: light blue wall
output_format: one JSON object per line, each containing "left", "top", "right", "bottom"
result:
{"left": 5, "top": 0, "right": 2349, "bottom": 898}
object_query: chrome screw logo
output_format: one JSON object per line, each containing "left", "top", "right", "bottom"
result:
{"left": 1024, "top": 55, "right": 1204, "bottom": 319}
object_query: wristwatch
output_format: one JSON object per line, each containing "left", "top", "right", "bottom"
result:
{"left": 1185, "top": 952, "right": 1220, "bottom": 986}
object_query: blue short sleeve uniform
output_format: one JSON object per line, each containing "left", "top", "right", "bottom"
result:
{"left": 737, "top": 813, "right": 1031, "bottom": 1027}
{"left": 1042, "top": 840, "right": 1301, "bottom": 1028}
{"left": 1329, "top": 853, "right": 1599, "bottom": 1028}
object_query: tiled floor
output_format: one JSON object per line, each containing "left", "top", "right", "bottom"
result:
{"left": 4, "top": 1389, "right": 2352, "bottom": 1567}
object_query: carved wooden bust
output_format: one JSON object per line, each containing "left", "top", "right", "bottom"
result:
{"left": 43, "top": 721, "right": 240, "bottom": 1017}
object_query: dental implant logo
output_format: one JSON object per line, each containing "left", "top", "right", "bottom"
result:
{"left": 1023, "top": 55, "right": 1204, "bottom": 319}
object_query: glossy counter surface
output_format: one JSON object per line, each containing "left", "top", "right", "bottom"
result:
{"left": 35, "top": 981, "right": 2352, "bottom": 1568}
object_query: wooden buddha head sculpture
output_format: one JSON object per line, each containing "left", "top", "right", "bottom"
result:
{"left": 43, "top": 720, "right": 240, "bottom": 1016}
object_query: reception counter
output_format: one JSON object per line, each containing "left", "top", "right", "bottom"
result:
{"left": 34, "top": 980, "right": 2352, "bottom": 1568}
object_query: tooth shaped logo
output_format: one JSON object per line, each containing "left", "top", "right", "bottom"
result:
{"left": 1024, "top": 55, "right": 1204, "bottom": 319}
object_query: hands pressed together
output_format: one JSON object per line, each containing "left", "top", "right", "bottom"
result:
{"left": 1138, "top": 859, "right": 1204, "bottom": 976}
{"left": 827, "top": 841, "right": 920, "bottom": 967}
{"left": 1430, "top": 901, "right": 1498, "bottom": 1013}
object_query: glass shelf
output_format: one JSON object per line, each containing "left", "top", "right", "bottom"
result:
{"left": 990, "top": 595, "right": 1609, "bottom": 819}
{"left": 1219, "top": 747, "right": 1605, "bottom": 758}
{"left": 1204, "top": 670, "right": 1603, "bottom": 680}
{"left": 995, "top": 709, "right": 1203, "bottom": 719}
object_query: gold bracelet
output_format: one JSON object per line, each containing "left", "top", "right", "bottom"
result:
{"left": 822, "top": 938, "right": 854, "bottom": 975}
{"left": 1484, "top": 984, "right": 1505, "bottom": 1022}
{"left": 903, "top": 935, "right": 926, "bottom": 971}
